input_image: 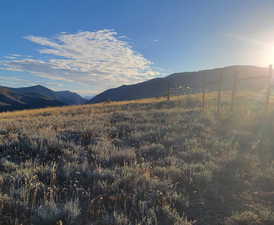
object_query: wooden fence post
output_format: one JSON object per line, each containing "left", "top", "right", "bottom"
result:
{"left": 231, "top": 73, "right": 238, "bottom": 112}
{"left": 265, "top": 64, "right": 272, "bottom": 112}
{"left": 217, "top": 73, "right": 223, "bottom": 113}
{"left": 167, "top": 80, "right": 170, "bottom": 101}
{"left": 201, "top": 75, "right": 206, "bottom": 112}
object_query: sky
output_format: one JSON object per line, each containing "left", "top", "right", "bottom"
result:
{"left": 1, "top": 0, "right": 274, "bottom": 96}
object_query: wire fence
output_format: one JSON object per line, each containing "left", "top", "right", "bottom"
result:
{"left": 166, "top": 64, "right": 273, "bottom": 113}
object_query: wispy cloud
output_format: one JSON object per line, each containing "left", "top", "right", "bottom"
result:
{"left": 0, "top": 76, "right": 34, "bottom": 86}
{"left": 0, "top": 29, "right": 159, "bottom": 92}
{"left": 0, "top": 75, "right": 66, "bottom": 89}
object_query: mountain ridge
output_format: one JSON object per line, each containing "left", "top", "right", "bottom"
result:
{"left": 89, "top": 65, "right": 270, "bottom": 103}
{"left": 0, "top": 85, "right": 86, "bottom": 112}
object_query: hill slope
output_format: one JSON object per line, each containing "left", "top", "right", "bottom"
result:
{"left": 89, "top": 65, "right": 269, "bottom": 103}
{"left": 13, "top": 85, "right": 86, "bottom": 105}
{"left": 55, "top": 90, "right": 86, "bottom": 105}
{"left": 0, "top": 85, "right": 86, "bottom": 112}
{"left": 1, "top": 94, "right": 274, "bottom": 225}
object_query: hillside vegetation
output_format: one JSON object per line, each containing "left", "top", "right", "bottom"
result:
{"left": 89, "top": 65, "right": 269, "bottom": 103}
{"left": 0, "top": 85, "right": 86, "bottom": 112}
{"left": 1, "top": 93, "right": 274, "bottom": 225}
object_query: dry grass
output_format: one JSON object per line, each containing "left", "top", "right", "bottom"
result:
{"left": 1, "top": 92, "right": 274, "bottom": 225}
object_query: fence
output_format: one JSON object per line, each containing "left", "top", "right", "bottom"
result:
{"left": 166, "top": 64, "right": 273, "bottom": 113}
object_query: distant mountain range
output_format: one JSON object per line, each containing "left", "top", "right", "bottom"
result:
{"left": 89, "top": 65, "right": 270, "bottom": 103}
{"left": 0, "top": 85, "right": 86, "bottom": 112}
{"left": 0, "top": 65, "right": 271, "bottom": 112}
{"left": 83, "top": 95, "right": 95, "bottom": 100}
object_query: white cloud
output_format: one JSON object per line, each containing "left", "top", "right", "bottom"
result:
{"left": 0, "top": 29, "right": 159, "bottom": 92}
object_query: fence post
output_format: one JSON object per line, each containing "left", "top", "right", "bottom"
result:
{"left": 265, "top": 64, "right": 272, "bottom": 112}
{"left": 231, "top": 72, "right": 238, "bottom": 112}
{"left": 201, "top": 75, "right": 206, "bottom": 112}
{"left": 167, "top": 80, "right": 170, "bottom": 101}
{"left": 217, "top": 72, "right": 223, "bottom": 113}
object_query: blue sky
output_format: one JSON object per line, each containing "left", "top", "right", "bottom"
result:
{"left": 1, "top": 0, "right": 274, "bottom": 95}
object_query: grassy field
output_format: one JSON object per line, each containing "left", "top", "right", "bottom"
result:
{"left": 1, "top": 92, "right": 274, "bottom": 225}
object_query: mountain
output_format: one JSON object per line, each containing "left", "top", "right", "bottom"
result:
{"left": 0, "top": 86, "right": 64, "bottom": 112}
{"left": 13, "top": 85, "right": 56, "bottom": 98}
{"left": 13, "top": 85, "right": 86, "bottom": 105}
{"left": 89, "top": 65, "right": 270, "bottom": 103}
{"left": 55, "top": 91, "right": 86, "bottom": 105}
{"left": 83, "top": 95, "right": 95, "bottom": 100}
{"left": 0, "top": 85, "right": 86, "bottom": 112}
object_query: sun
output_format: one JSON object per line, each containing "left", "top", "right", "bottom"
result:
{"left": 259, "top": 43, "right": 274, "bottom": 67}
